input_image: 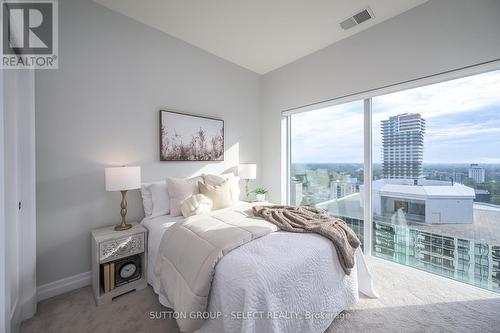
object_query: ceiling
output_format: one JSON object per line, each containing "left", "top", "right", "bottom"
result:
{"left": 94, "top": 0, "right": 428, "bottom": 74}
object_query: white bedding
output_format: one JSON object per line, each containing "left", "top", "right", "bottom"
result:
{"left": 142, "top": 204, "right": 377, "bottom": 333}
{"left": 142, "top": 214, "right": 184, "bottom": 293}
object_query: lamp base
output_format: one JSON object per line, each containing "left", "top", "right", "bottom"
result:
{"left": 115, "top": 190, "right": 132, "bottom": 231}
{"left": 114, "top": 223, "right": 132, "bottom": 231}
{"left": 245, "top": 179, "right": 251, "bottom": 202}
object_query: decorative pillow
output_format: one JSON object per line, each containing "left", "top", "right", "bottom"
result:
{"left": 150, "top": 183, "right": 170, "bottom": 217}
{"left": 140, "top": 180, "right": 166, "bottom": 217}
{"left": 202, "top": 173, "right": 240, "bottom": 204}
{"left": 180, "top": 194, "right": 213, "bottom": 218}
{"left": 199, "top": 180, "right": 233, "bottom": 210}
{"left": 166, "top": 176, "right": 203, "bottom": 216}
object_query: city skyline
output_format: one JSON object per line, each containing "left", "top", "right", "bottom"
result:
{"left": 291, "top": 69, "right": 500, "bottom": 164}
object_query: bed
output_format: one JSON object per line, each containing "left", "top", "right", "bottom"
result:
{"left": 142, "top": 201, "right": 377, "bottom": 333}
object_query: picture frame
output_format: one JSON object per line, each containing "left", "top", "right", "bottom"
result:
{"left": 159, "top": 110, "right": 224, "bottom": 161}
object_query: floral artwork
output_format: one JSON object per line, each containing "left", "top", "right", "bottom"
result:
{"left": 160, "top": 110, "right": 224, "bottom": 161}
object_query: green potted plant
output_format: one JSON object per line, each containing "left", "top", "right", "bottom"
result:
{"left": 254, "top": 187, "right": 269, "bottom": 202}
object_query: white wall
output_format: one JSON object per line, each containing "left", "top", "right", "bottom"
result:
{"left": 261, "top": 0, "right": 500, "bottom": 203}
{"left": 426, "top": 198, "right": 474, "bottom": 224}
{"left": 35, "top": 0, "right": 262, "bottom": 286}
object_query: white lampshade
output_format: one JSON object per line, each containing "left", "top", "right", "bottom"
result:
{"left": 238, "top": 164, "right": 257, "bottom": 180}
{"left": 105, "top": 166, "right": 141, "bottom": 191}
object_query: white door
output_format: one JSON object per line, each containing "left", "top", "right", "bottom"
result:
{"left": 2, "top": 69, "right": 37, "bottom": 333}
{"left": 1, "top": 66, "right": 9, "bottom": 333}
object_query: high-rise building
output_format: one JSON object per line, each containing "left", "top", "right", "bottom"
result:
{"left": 381, "top": 113, "right": 425, "bottom": 179}
{"left": 330, "top": 179, "right": 357, "bottom": 199}
{"left": 468, "top": 164, "right": 485, "bottom": 184}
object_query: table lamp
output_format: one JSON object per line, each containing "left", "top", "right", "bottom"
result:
{"left": 238, "top": 164, "right": 256, "bottom": 201}
{"left": 105, "top": 166, "right": 141, "bottom": 231}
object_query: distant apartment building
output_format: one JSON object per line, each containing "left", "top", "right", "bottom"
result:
{"left": 381, "top": 113, "right": 425, "bottom": 179}
{"left": 372, "top": 221, "right": 500, "bottom": 292}
{"left": 330, "top": 177, "right": 357, "bottom": 199}
{"left": 453, "top": 172, "right": 466, "bottom": 183}
{"left": 469, "top": 164, "right": 486, "bottom": 184}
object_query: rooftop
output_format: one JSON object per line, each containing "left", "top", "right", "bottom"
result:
{"left": 370, "top": 179, "right": 476, "bottom": 199}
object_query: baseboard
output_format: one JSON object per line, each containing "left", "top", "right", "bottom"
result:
{"left": 37, "top": 271, "right": 91, "bottom": 302}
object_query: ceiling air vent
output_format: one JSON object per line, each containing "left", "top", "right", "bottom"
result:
{"left": 340, "top": 7, "right": 374, "bottom": 30}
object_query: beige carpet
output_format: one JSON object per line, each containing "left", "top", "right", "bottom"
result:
{"left": 21, "top": 257, "right": 500, "bottom": 333}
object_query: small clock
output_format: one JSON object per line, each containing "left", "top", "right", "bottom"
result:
{"left": 114, "top": 255, "right": 141, "bottom": 287}
{"left": 119, "top": 263, "right": 137, "bottom": 279}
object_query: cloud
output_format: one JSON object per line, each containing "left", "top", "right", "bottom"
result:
{"left": 292, "top": 69, "right": 500, "bottom": 164}
{"left": 372, "top": 70, "right": 500, "bottom": 121}
{"left": 291, "top": 100, "right": 364, "bottom": 162}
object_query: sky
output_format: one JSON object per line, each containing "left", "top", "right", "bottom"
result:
{"left": 291, "top": 69, "right": 500, "bottom": 164}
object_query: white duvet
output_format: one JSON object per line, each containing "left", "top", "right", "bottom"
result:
{"left": 142, "top": 204, "right": 377, "bottom": 333}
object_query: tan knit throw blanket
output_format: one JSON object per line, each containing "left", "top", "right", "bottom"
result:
{"left": 252, "top": 205, "right": 360, "bottom": 275}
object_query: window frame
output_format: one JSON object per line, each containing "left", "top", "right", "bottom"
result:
{"left": 283, "top": 60, "right": 500, "bottom": 255}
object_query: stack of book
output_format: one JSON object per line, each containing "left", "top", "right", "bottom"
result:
{"left": 101, "top": 262, "right": 115, "bottom": 293}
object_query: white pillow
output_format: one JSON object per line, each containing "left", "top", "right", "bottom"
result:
{"left": 150, "top": 183, "right": 170, "bottom": 217}
{"left": 181, "top": 194, "right": 213, "bottom": 217}
{"left": 140, "top": 180, "right": 166, "bottom": 217}
{"left": 202, "top": 173, "right": 240, "bottom": 204}
{"left": 199, "top": 180, "right": 233, "bottom": 210}
{"left": 166, "top": 176, "right": 203, "bottom": 216}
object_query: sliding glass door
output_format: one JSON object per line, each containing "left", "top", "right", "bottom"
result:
{"left": 288, "top": 67, "right": 500, "bottom": 293}
{"left": 289, "top": 100, "right": 365, "bottom": 248}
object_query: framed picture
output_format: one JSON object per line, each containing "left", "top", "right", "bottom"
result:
{"left": 159, "top": 110, "right": 224, "bottom": 161}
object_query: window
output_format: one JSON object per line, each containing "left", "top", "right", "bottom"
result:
{"left": 287, "top": 67, "right": 500, "bottom": 293}
{"left": 289, "top": 100, "right": 365, "bottom": 248}
{"left": 371, "top": 69, "right": 500, "bottom": 292}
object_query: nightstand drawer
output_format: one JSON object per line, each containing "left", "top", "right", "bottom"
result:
{"left": 99, "top": 233, "right": 144, "bottom": 263}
